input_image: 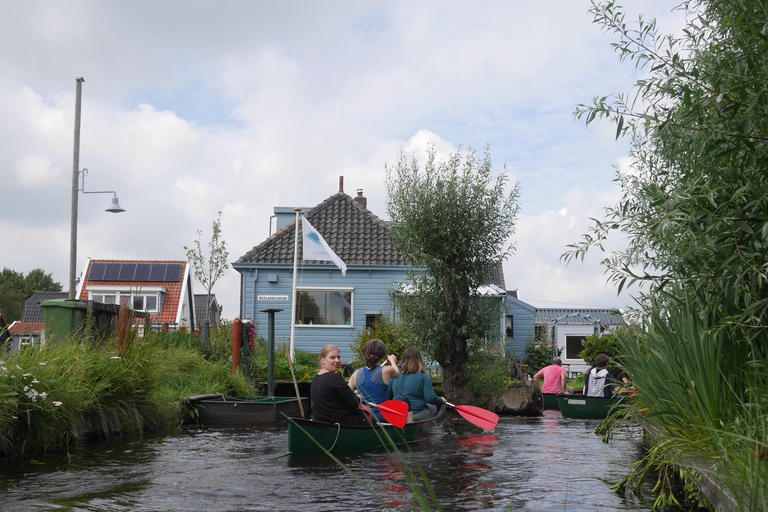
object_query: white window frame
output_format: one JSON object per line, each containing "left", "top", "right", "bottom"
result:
{"left": 294, "top": 287, "right": 354, "bottom": 327}
{"left": 87, "top": 285, "right": 166, "bottom": 314}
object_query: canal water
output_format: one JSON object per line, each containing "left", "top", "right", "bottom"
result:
{"left": 0, "top": 410, "right": 658, "bottom": 511}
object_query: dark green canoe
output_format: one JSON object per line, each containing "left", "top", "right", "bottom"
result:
{"left": 556, "top": 394, "right": 623, "bottom": 419}
{"left": 542, "top": 393, "right": 560, "bottom": 410}
{"left": 288, "top": 405, "right": 445, "bottom": 454}
{"left": 188, "top": 396, "right": 308, "bottom": 424}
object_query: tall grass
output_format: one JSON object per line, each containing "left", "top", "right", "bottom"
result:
{"left": 612, "top": 296, "right": 767, "bottom": 510}
{"left": 0, "top": 330, "right": 255, "bottom": 458}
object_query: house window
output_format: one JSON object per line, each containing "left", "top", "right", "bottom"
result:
{"left": 506, "top": 315, "right": 514, "bottom": 337}
{"left": 296, "top": 289, "right": 352, "bottom": 326}
{"left": 366, "top": 314, "right": 381, "bottom": 329}
{"left": 565, "top": 335, "right": 587, "bottom": 360}
{"left": 89, "top": 291, "right": 163, "bottom": 313}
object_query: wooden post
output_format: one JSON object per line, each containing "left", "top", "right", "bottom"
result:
{"left": 233, "top": 317, "right": 242, "bottom": 373}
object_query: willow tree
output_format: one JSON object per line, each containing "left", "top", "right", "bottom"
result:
{"left": 385, "top": 146, "right": 520, "bottom": 404}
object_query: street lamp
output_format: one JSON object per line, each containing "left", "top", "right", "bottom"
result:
{"left": 68, "top": 78, "right": 125, "bottom": 299}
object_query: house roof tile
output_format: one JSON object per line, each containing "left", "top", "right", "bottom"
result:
{"left": 20, "top": 292, "right": 68, "bottom": 323}
{"left": 236, "top": 192, "right": 408, "bottom": 267}
{"left": 535, "top": 308, "right": 625, "bottom": 326}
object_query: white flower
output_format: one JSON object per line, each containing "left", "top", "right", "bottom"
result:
{"left": 40, "top": 392, "right": 48, "bottom": 400}
{"left": 23, "top": 373, "right": 31, "bottom": 378}
{"left": 110, "top": 356, "right": 122, "bottom": 360}
{"left": 53, "top": 401, "right": 63, "bottom": 407}
{"left": 38, "top": 362, "right": 46, "bottom": 366}
{"left": 23, "top": 386, "right": 29, "bottom": 392}
{"left": 31, "top": 379, "right": 39, "bottom": 384}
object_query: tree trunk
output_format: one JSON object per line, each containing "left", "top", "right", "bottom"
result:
{"left": 441, "top": 360, "right": 475, "bottom": 405}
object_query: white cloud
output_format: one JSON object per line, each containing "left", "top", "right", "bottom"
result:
{"left": 16, "top": 156, "right": 60, "bottom": 187}
{"left": 0, "top": 0, "right": 684, "bottom": 318}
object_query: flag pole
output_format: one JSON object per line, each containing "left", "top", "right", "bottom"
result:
{"left": 289, "top": 208, "right": 301, "bottom": 363}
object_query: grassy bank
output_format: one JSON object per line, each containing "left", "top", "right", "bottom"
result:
{"left": 0, "top": 331, "right": 256, "bottom": 458}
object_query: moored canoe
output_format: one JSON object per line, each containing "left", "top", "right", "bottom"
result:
{"left": 288, "top": 404, "right": 445, "bottom": 454}
{"left": 188, "top": 396, "right": 308, "bottom": 424}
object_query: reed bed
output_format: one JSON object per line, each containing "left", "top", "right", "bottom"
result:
{"left": 611, "top": 298, "right": 767, "bottom": 510}
{"left": 0, "top": 331, "right": 255, "bottom": 458}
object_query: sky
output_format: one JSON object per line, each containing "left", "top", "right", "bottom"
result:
{"left": 0, "top": 1, "right": 687, "bottom": 320}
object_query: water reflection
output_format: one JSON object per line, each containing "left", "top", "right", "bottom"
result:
{"left": 0, "top": 411, "right": 657, "bottom": 511}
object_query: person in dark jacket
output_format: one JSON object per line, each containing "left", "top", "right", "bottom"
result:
{"left": 311, "top": 345, "right": 369, "bottom": 425}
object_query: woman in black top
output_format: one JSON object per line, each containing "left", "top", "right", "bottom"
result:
{"left": 311, "top": 345, "right": 369, "bottom": 425}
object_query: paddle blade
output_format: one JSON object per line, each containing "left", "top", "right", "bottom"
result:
{"left": 449, "top": 403, "right": 499, "bottom": 431}
{"left": 374, "top": 400, "right": 409, "bottom": 428}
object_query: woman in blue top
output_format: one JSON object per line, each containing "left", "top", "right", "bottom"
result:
{"left": 348, "top": 339, "right": 399, "bottom": 422}
{"left": 388, "top": 346, "right": 446, "bottom": 422}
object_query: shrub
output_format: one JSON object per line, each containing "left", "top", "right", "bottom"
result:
{"left": 579, "top": 325, "right": 628, "bottom": 366}
{"left": 524, "top": 328, "right": 555, "bottom": 374}
{"left": 349, "top": 317, "right": 415, "bottom": 368}
{"left": 464, "top": 350, "right": 513, "bottom": 407}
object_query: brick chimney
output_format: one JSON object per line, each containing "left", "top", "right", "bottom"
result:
{"left": 354, "top": 188, "right": 367, "bottom": 209}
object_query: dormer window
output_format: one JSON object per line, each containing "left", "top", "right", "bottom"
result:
{"left": 87, "top": 286, "right": 166, "bottom": 314}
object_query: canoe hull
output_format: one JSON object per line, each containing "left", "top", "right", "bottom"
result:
{"left": 556, "top": 394, "right": 622, "bottom": 419}
{"left": 190, "top": 396, "right": 308, "bottom": 424}
{"left": 542, "top": 393, "right": 560, "bottom": 410}
{"left": 288, "top": 405, "right": 445, "bottom": 454}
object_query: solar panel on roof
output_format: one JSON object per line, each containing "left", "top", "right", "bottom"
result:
{"left": 164, "top": 264, "right": 182, "bottom": 282}
{"left": 134, "top": 263, "right": 151, "bottom": 281}
{"left": 149, "top": 264, "right": 166, "bottom": 281}
{"left": 89, "top": 262, "right": 107, "bottom": 281}
{"left": 103, "top": 263, "right": 122, "bottom": 280}
{"left": 119, "top": 263, "right": 137, "bottom": 281}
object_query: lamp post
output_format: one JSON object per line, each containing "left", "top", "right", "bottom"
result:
{"left": 68, "top": 78, "right": 125, "bottom": 299}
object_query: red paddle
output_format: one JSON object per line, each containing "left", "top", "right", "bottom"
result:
{"left": 445, "top": 402, "right": 499, "bottom": 431}
{"left": 363, "top": 399, "right": 409, "bottom": 428}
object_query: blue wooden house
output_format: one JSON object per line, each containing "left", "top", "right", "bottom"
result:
{"left": 233, "top": 185, "right": 535, "bottom": 359}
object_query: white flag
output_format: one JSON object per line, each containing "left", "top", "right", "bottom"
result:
{"left": 301, "top": 217, "right": 347, "bottom": 275}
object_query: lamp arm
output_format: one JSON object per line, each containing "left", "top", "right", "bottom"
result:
{"left": 77, "top": 168, "right": 119, "bottom": 196}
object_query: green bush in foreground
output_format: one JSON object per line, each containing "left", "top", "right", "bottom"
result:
{"left": 0, "top": 332, "right": 255, "bottom": 458}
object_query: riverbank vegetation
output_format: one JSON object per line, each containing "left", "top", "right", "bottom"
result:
{"left": 0, "top": 326, "right": 255, "bottom": 458}
{"left": 569, "top": 1, "right": 768, "bottom": 508}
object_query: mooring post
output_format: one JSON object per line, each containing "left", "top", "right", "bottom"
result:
{"left": 232, "top": 317, "right": 242, "bottom": 374}
{"left": 261, "top": 309, "right": 282, "bottom": 398}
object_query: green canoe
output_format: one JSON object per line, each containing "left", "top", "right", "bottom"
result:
{"left": 188, "top": 395, "right": 308, "bottom": 424}
{"left": 556, "top": 394, "right": 623, "bottom": 419}
{"left": 288, "top": 405, "right": 445, "bottom": 454}
{"left": 542, "top": 393, "right": 560, "bottom": 410}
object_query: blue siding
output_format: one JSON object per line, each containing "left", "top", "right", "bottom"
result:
{"left": 238, "top": 264, "right": 409, "bottom": 361}
{"left": 505, "top": 297, "right": 536, "bottom": 362}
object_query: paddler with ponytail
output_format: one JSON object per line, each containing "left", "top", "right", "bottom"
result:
{"left": 348, "top": 339, "right": 400, "bottom": 422}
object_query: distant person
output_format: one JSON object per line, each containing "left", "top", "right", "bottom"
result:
{"left": 348, "top": 339, "right": 400, "bottom": 422}
{"left": 388, "top": 347, "right": 446, "bottom": 422}
{"left": 583, "top": 353, "right": 616, "bottom": 398}
{"left": 533, "top": 358, "right": 567, "bottom": 396}
{"left": 311, "top": 345, "right": 370, "bottom": 425}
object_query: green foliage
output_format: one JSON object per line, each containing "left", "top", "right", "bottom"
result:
{"left": 568, "top": 4, "right": 768, "bottom": 507}
{"left": 0, "top": 267, "right": 62, "bottom": 323}
{"left": 0, "top": 332, "right": 255, "bottom": 457}
{"left": 349, "top": 316, "right": 415, "bottom": 368}
{"left": 464, "top": 350, "right": 512, "bottom": 408}
{"left": 185, "top": 211, "right": 229, "bottom": 322}
{"left": 523, "top": 328, "right": 555, "bottom": 374}
{"left": 385, "top": 145, "right": 521, "bottom": 402}
{"left": 578, "top": 326, "right": 626, "bottom": 367}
